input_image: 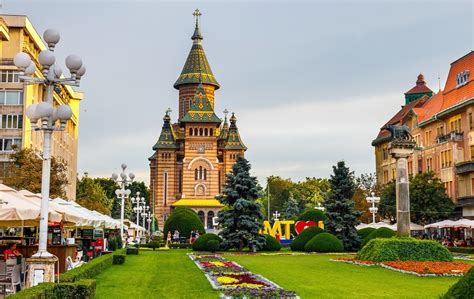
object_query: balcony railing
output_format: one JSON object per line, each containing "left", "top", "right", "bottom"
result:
{"left": 455, "top": 160, "right": 474, "bottom": 175}
{"left": 0, "top": 59, "right": 14, "bottom": 66}
{"left": 437, "top": 131, "right": 464, "bottom": 144}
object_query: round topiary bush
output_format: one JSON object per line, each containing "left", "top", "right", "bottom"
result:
{"left": 290, "top": 226, "right": 324, "bottom": 251}
{"left": 163, "top": 207, "right": 205, "bottom": 241}
{"left": 357, "top": 227, "right": 376, "bottom": 242}
{"left": 362, "top": 227, "right": 396, "bottom": 247}
{"left": 304, "top": 232, "right": 344, "bottom": 252}
{"left": 262, "top": 235, "right": 281, "bottom": 251}
{"left": 297, "top": 209, "right": 328, "bottom": 223}
{"left": 192, "top": 233, "right": 222, "bottom": 251}
{"left": 206, "top": 240, "right": 220, "bottom": 252}
{"left": 442, "top": 266, "right": 474, "bottom": 299}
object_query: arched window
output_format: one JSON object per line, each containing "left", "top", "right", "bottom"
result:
{"left": 199, "top": 128, "right": 203, "bottom": 136}
{"left": 195, "top": 168, "right": 198, "bottom": 180}
{"left": 207, "top": 211, "right": 214, "bottom": 229}
{"left": 194, "top": 128, "right": 198, "bottom": 136}
{"left": 204, "top": 168, "right": 207, "bottom": 180}
{"left": 198, "top": 211, "right": 205, "bottom": 224}
{"left": 210, "top": 129, "right": 213, "bottom": 136}
{"left": 189, "top": 128, "right": 193, "bottom": 136}
{"left": 204, "top": 128, "right": 208, "bottom": 136}
{"left": 199, "top": 166, "right": 203, "bottom": 180}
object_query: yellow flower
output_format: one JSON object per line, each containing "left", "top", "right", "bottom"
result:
{"left": 237, "top": 283, "right": 264, "bottom": 288}
{"left": 217, "top": 276, "right": 239, "bottom": 284}
{"left": 210, "top": 261, "right": 225, "bottom": 267}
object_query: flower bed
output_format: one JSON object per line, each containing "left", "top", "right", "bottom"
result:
{"left": 332, "top": 258, "right": 471, "bottom": 277}
{"left": 189, "top": 253, "right": 298, "bottom": 298}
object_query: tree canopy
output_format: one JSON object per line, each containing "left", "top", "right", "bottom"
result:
{"left": 76, "top": 175, "right": 113, "bottom": 215}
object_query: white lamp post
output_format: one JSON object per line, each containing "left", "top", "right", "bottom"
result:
{"left": 112, "top": 164, "right": 134, "bottom": 244}
{"left": 14, "top": 29, "right": 86, "bottom": 286}
{"left": 131, "top": 193, "right": 146, "bottom": 232}
{"left": 146, "top": 212, "right": 152, "bottom": 235}
{"left": 315, "top": 202, "right": 325, "bottom": 211}
{"left": 366, "top": 192, "right": 381, "bottom": 224}
{"left": 272, "top": 211, "right": 280, "bottom": 221}
{"left": 141, "top": 206, "right": 150, "bottom": 231}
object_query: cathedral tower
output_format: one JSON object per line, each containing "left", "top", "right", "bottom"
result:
{"left": 149, "top": 10, "right": 247, "bottom": 230}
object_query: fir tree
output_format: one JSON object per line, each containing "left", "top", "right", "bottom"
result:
{"left": 217, "top": 157, "right": 265, "bottom": 251}
{"left": 323, "top": 161, "right": 362, "bottom": 251}
{"left": 284, "top": 192, "right": 300, "bottom": 219}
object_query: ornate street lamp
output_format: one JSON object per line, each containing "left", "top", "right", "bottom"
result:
{"left": 131, "top": 192, "right": 146, "bottom": 228}
{"left": 14, "top": 29, "right": 85, "bottom": 286}
{"left": 112, "top": 164, "right": 134, "bottom": 243}
{"left": 366, "top": 192, "right": 381, "bottom": 224}
{"left": 146, "top": 212, "right": 152, "bottom": 235}
{"left": 141, "top": 206, "right": 150, "bottom": 231}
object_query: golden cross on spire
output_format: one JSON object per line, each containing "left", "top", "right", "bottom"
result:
{"left": 193, "top": 8, "right": 201, "bottom": 26}
{"left": 223, "top": 109, "right": 229, "bottom": 119}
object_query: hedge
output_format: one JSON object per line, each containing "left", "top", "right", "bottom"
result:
{"left": 163, "top": 207, "right": 205, "bottom": 241}
{"left": 126, "top": 247, "right": 139, "bottom": 255}
{"left": 192, "top": 233, "right": 222, "bottom": 251}
{"left": 304, "top": 233, "right": 343, "bottom": 253}
{"left": 448, "top": 247, "right": 474, "bottom": 255}
{"left": 60, "top": 249, "right": 125, "bottom": 282}
{"left": 170, "top": 243, "right": 192, "bottom": 249}
{"left": 442, "top": 267, "right": 474, "bottom": 299}
{"left": 290, "top": 226, "right": 324, "bottom": 251}
{"left": 361, "top": 227, "right": 396, "bottom": 247}
{"left": 112, "top": 254, "right": 125, "bottom": 265}
{"left": 262, "top": 235, "right": 281, "bottom": 252}
{"left": 356, "top": 238, "right": 453, "bottom": 262}
{"left": 297, "top": 209, "right": 328, "bottom": 223}
{"left": 9, "top": 279, "right": 96, "bottom": 299}
{"left": 357, "top": 227, "right": 376, "bottom": 243}
{"left": 207, "top": 240, "right": 220, "bottom": 252}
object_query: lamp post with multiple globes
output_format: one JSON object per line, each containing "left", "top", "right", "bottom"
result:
{"left": 13, "top": 29, "right": 85, "bottom": 285}
{"left": 112, "top": 164, "right": 135, "bottom": 243}
{"left": 366, "top": 192, "right": 381, "bottom": 224}
{"left": 131, "top": 192, "right": 146, "bottom": 235}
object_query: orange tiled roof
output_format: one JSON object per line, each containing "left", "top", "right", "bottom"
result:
{"left": 405, "top": 74, "right": 433, "bottom": 94}
{"left": 441, "top": 51, "right": 474, "bottom": 111}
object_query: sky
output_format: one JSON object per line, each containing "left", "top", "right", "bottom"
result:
{"left": 2, "top": 0, "right": 473, "bottom": 184}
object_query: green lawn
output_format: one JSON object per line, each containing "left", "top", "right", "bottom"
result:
{"left": 94, "top": 249, "right": 468, "bottom": 299}
{"left": 227, "top": 254, "right": 464, "bottom": 299}
{"left": 94, "top": 250, "right": 218, "bottom": 299}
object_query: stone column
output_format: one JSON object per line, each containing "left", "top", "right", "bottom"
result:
{"left": 389, "top": 142, "right": 415, "bottom": 237}
{"left": 26, "top": 255, "right": 58, "bottom": 287}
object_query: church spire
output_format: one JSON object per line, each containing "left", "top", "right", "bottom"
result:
{"left": 219, "top": 109, "right": 229, "bottom": 140}
{"left": 153, "top": 108, "right": 178, "bottom": 150}
{"left": 180, "top": 83, "right": 221, "bottom": 124}
{"left": 174, "top": 9, "right": 220, "bottom": 90}
{"left": 224, "top": 113, "right": 247, "bottom": 150}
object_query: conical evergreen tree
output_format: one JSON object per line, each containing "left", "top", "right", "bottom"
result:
{"left": 284, "top": 192, "right": 300, "bottom": 219}
{"left": 217, "top": 157, "right": 265, "bottom": 251}
{"left": 323, "top": 161, "right": 361, "bottom": 251}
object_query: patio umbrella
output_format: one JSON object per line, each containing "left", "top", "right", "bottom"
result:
{"left": 356, "top": 222, "right": 394, "bottom": 230}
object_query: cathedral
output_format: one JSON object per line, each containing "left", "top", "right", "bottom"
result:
{"left": 149, "top": 10, "right": 247, "bottom": 230}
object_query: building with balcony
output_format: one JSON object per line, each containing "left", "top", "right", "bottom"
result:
{"left": 372, "top": 51, "right": 474, "bottom": 218}
{"left": 0, "top": 15, "right": 83, "bottom": 200}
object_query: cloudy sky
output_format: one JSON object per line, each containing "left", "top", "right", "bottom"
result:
{"left": 2, "top": 0, "right": 473, "bottom": 184}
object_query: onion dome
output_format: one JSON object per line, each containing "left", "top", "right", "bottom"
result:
{"left": 153, "top": 109, "right": 178, "bottom": 150}
{"left": 174, "top": 9, "right": 220, "bottom": 90}
{"left": 224, "top": 113, "right": 247, "bottom": 150}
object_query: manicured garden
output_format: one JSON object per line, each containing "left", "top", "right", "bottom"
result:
{"left": 91, "top": 249, "right": 470, "bottom": 298}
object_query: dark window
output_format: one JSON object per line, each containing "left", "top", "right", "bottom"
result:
{"left": 207, "top": 211, "right": 214, "bottom": 229}
{"left": 164, "top": 172, "right": 168, "bottom": 207}
{"left": 199, "top": 128, "right": 203, "bottom": 136}
{"left": 210, "top": 129, "right": 213, "bottom": 136}
{"left": 204, "top": 128, "right": 208, "bottom": 136}
{"left": 204, "top": 168, "right": 207, "bottom": 180}
{"left": 198, "top": 211, "right": 205, "bottom": 224}
{"left": 189, "top": 128, "right": 193, "bottom": 136}
{"left": 195, "top": 168, "right": 198, "bottom": 180}
{"left": 194, "top": 128, "right": 198, "bottom": 136}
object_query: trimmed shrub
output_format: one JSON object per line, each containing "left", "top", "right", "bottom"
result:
{"left": 362, "top": 227, "right": 396, "bottom": 247}
{"left": 108, "top": 237, "right": 117, "bottom": 251}
{"left": 290, "top": 226, "right": 324, "bottom": 251}
{"left": 10, "top": 279, "right": 96, "bottom": 299}
{"left": 126, "top": 247, "right": 139, "bottom": 255}
{"left": 113, "top": 254, "right": 126, "bottom": 265}
{"left": 262, "top": 235, "right": 281, "bottom": 251}
{"left": 147, "top": 241, "right": 161, "bottom": 251}
{"left": 297, "top": 209, "right": 328, "bottom": 223}
{"left": 192, "top": 233, "right": 222, "bottom": 251}
{"left": 442, "top": 267, "right": 474, "bottom": 299}
{"left": 60, "top": 249, "right": 126, "bottom": 282}
{"left": 163, "top": 207, "right": 205, "bottom": 242}
{"left": 207, "top": 240, "right": 220, "bottom": 252}
{"left": 357, "top": 227, "right": 376, "bottom": 242}
{"left": 448, "top": 247, "right": 474, "bottom": 255}
{"left": 304, "top": 232, "right": 344, "bottom": 252}
{"left": 356, "top": 238, "right": 453, "bottom": 262}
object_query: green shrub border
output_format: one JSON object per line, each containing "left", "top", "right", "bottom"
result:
{"left": 448, "top": 247, "right": 474, "bottom": 254}
{"left": 126, "top": 247, "right": 139, "bottom": 255}
{"left": 112, "top": 254, "right": 126, "bottom": 265}
{"left": 9, "top": 279, "right": 96, "bottom": 299}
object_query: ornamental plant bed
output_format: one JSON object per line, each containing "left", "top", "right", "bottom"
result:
{"left": 332, "top": 258, "right": 471, "bottom": 277}
{"left": 221, "top": 287, "right": 297, "bottom": 299}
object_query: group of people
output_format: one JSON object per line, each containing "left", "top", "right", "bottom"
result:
{"left": 166, "top": 229, "right": 200, "bottom": 246}
{"left": 441, "top": 237, "right": 472, "bottom": 247}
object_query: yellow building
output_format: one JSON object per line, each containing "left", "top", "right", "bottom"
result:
{"left": 372, "top": 52, "right": 474, "bottom": 218}
{"left": 0, "top": 15, "right": 82, "bottom": 200}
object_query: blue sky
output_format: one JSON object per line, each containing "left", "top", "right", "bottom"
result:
{"left": 3, "top": 0, "right": 473, "bottom": 184}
